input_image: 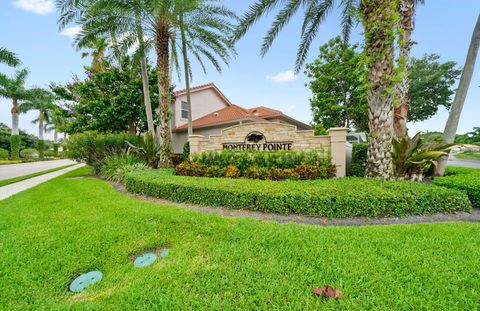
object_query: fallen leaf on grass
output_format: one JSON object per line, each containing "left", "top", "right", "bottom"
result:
{"left": 312, "top": 285, "right": 343, "bottom": 299}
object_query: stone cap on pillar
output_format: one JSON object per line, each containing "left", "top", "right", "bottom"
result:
{"left": 327, "top": 128, "right": 348, "bottom": 142}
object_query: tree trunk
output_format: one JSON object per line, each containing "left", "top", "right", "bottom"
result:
{"left": 39, "top": 112, "right": 44, "bottom": 141}
{"left": 436, "top": 14, "right": 480, "bottom": 176}
{"left": 361, "top": 0, "right": 397, "bottom": 179}
{"left": 393, "top": 0, "right": 415, "bottom": 139}
{"left": 54, "top": 130, "right": 58, "bottom": 144}
{"left": 11, "top": 98, "right": 19, "bottom": 135}
{"left": 180, "top": 14, "right": 193, "bottom": 137}
{"left": 135, "top": 10, "right": 155, "bottom": 136}
{"left": 155, "top": 17, "right": 173, "bottom": 166}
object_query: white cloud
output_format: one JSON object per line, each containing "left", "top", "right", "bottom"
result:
{"left": 284, "top": 104, "right": 296, "bottom": 111}
{"left": 60, "top": 26, "right": 82, "bottom": 38}
{"left": 12, "top": 0, "right": 54, "bottom": 15}
{"left": 266, "top": 70, "right": 298, "bottom": 83}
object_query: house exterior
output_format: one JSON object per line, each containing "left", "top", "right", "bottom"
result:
{"left": 171, "top": 83, "right": 312, "bottom": 153}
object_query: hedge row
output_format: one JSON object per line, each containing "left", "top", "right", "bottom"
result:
{"left": 433, "top": 166, "right": 480, "bottom": 207}
{"left": 125, "top": 169, "right": 471, "bottom": 218}
{"left": 349, "top": 143, "right": 367, "bottom": 177}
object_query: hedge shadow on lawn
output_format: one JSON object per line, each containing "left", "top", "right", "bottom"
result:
{"left": 125, "top": 169, "right": 472, "bottom": 218}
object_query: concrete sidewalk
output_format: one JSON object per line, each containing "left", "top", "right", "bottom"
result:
{"left": 0, "top": 159, "right": 76, "bottom": 181}
{"left": 0, "top": 163, "right": 84, "bottom": 201}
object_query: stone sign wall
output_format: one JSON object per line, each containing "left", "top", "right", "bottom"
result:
{"left": 188, "top": 122, "right": 350, "bottom": 177}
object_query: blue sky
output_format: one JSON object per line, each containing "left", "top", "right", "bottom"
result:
{"left": 0, "top": 0, "right": 479, "bottom": 140}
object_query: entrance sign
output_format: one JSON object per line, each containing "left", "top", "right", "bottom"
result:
{"left": 188, "top": 122, "right": 349, "bottom": 177}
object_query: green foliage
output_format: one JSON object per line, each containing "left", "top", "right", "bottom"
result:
{"left": 127, "top": 132, "right": 161, "bottom": 168}
{"left": 20, "top": 148, "right": 39, "bottom": 159}
{"left": 99, "top": 155, "right": 146, "bottom": 183}
{"left": 0, "top": 124, "right": 37, "bottom": 152}
{"left": 58, "top": 58, "right": 158, "bottom": 134}
{"left": 183, "top": 142, "right": 190, "bottom": 161}
{"left": 455, "top": 127, "right": 480, "bottom": 144}
{"left": 126, "top": 169, "right": 471, "bottom": 218}
{"left": 53, "top": 143, "right": 59, "bottom": 157}
{"left": 392, "top": 133, "right": 451, "bottom": 180}
{"left": 66, "top": 131, "right": 137, "bottom": 173}
{"left": 43, "top": 150, "right": 55, "bottom": 158}
{"left": 455, "top": 151, "right": 480, "bottom": 160}
{"left": 192, "top": 150, "right": 331, "bottom": 173}
{"left": 408, "top": 54, "right": 462, "bottom": 122}
{"left": 433, "top": 167, "right": 480, "bottom": 207}
{"left": 349, "top": 143, "right": 368, "bottom": 177}
{"left": 305, "top": 37, "right": 369, "bottom": 132}
{"left": 37, "top": 140, "right": 45, "bottom": 159}
{"left": 313, "top": 123, "right": 328, "bottom": 136}
{"left": 9, "top": 135, "right": 20, "bottom": 160}
{"left": 0, "top": 148, "right": 9, "bottom": 160}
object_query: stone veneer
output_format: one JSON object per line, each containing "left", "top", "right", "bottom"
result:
{"left": 188, "top": 122, "right": 349, "bottom": 177}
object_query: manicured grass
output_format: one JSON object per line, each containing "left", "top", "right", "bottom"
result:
{"left": 125, "top": 169, "right": 471, "bottom": 218}
{"left": 1, "top": 167, "right": 479, "bottom": 309}
{"left": 0, "top": 160, "right": 22, "bottom": 165}
{"left": 0, "top": 164, "right": 75, "bottom": 187}
{"left": 455, "top": 151, "right": 480, "bottom": 160}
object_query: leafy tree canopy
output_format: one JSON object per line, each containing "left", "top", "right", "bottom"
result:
{"left": 306, "top": 41, "right": 461, "bottom": 132}
{"left": 56, "top": 57, "right": 158, "bottom": 135}
{"left": 0, "top": 123, "right": 38, "bottom": 150}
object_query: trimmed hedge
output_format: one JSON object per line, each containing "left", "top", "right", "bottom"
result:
{"left": 20, "top": 148, "right": 39, "bottom": 159}
{"left": 0, "top": 148, "right": 9, "bottom": 160}
{"left": 433, "top": 166, "right": 480, "bottom": 207}
{"left": 349, "top": 143, "right": 367, "bottom": 177}
{"left": 125, "top": 169, "right": 471, "bottom": 218}
{"left": 10, "top": 135, "right": 20, "bottom": 160}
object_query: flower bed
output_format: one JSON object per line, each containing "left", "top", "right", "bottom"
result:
{"left": 125, "top": 169, "right": 471, "bottom": 218}
{"left": 433, "top": 166, "right": 480, "bottom": 207}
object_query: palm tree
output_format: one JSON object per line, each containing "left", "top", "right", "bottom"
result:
{"left": 233, "top": 0, "right": 399, "bottom": 178}
{"left": 46, "top": 106, "right": 68, "bottom": 155}
{"left": 0, "top": 47, "right": 20, "bottom": 67}
{"left": 393, "top": 0, "right": 424, "bottom": 139}
{"left": 20, "top": 88, "right": 56, "bottom": 159}
{"left": 0, "top": 69, "right": 30, "bottom": 159}
{"left": 436, "top": 14, "right": 480, "bottom": 176}
{"left": 177, "top": 1, "right": 237, "bottom": 136}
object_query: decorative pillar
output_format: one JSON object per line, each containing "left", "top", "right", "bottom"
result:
{"left": 328, "top": 128, "right": 348, "bottom": 177}
{"left": 188, "top": 135, "right": 204, "bottom": 159}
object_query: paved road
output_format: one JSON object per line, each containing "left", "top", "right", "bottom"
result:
{"left": 0, "top": 163, "right": 84, "bottom": 201}
{"left": 448, "top": 156, "right": 480, "bottom": 169}
{"left": 0, "top": 159, "right": 77, "bottom": 181}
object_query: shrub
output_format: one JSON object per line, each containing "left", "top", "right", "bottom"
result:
{"left": 175, "top": 162, "right": 207, "bottom": 176}
{"left": 100, "top": 155, "right": 146, "bottom": 182}
{"left": 170, "top": 154, "right": 184, "bottom": 166}
{"left": 244, "top": 166, "right": 270, "bottom": 180}
{"left": 183, "top": 141, "right": 190, "bottom": 161}
{"left": 38, "top": 140, "right": 45, "bottom": 159}
{"left": 20, "top": 148, "right": 39, "bottom": 159}
{"left": 66, "top": 131, "right": 137, "bottom": 172}
{"left": 125, "top": 169, "right": 472, "bottom": 218}
{"left": 349, "top": 143, "right": 367, "bottom": 177}
{"left": 126, "top": 132, "right": 161, "bottom": 168}
{"left": 44, "top": 150, "right": 55, "bottom": 158}
{"left": 53, "top": 143, "right": 59, "bottom": 157}
{"left": 10, "top": 135, "right": 20, "bottom": 160}
{"left": 0, "top": 148, "right": 9, "bottom": 160}
{"left": 224, "top": 165, "right": 241, "bottom": 178}
{"left": 433, "top": 167, "right": 480, "bottom": 207}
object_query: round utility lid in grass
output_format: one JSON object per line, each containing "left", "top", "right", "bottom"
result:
{"left": 133, "top": 253, "right": 158, "bottom": 268}
{"left": 69, "top": 271, "right": 103, "bottom": 293}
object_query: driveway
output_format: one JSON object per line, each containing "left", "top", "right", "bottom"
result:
{"left": 0, "top": 159, "right": 77, "bottom": 181}
{"left": 448, "top": 155, "right": 480, "bottom": 169}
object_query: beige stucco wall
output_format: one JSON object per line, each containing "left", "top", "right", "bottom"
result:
{"left": 173, "top": 88, "right": 228, "bottom": 128}
{"left": 189, "top": 122, "right": 350, "bottom": 177}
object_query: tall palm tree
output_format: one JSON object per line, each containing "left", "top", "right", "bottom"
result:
{"left": 46, "top": 106, "right": 69, "bottom": 155}
{"left": 436, "top": 14, "right": 480, "bottom": 176}
{"left": 0, "top": 47, "right": 20, "bottom": 67}
{"left": 20, "top": 88, "right": 56, "bottom": 159}
{"left": 233, "top": 0, "right": 399, "bottom": 178}
{"left": 0, "top": 69, "right": 30, "bottom": 159}
{"left": 177, "top": 0, "right": 237, "bottom": 136}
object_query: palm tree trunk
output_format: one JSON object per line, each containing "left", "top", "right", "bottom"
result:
{"left": 135, "top": 11, "right": 155, "bottom": 136}
{"left": 180, "top": 14, "right": 193, "bottom": 137}
{"left": 155, "top": 17, "right": 173, "bottom": 166}
{"left": 436, "top": 14, "right": 480, "bottom": 176}
{"left": 361, "top": 0, "right": 397, "bottom": 179}
{"left": 11, "top": 98, "right": 19, "bottom": 135}
{"left": 393, "top": 0, "right": 415, "bottom": 139}
{"left": 54, "top": 130, "right": 58, "bottom": 144}
{"left": 38, "top": 113, "right": 44, "bottom": 141}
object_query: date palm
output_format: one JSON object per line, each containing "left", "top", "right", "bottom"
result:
{"left": 233, "top": 0, "right": 398, "bottom": 178}
{"left": 0, "top": 69, "right": 30, "bottom": 159}
{"left": 0, "top": 47, "right": 20, "bottom": 67}
{"left": 20, "top": 88, "right": 56, "bottom": 159}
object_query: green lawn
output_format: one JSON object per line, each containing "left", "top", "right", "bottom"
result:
{"left": 455, "top": 151, "right": 480, "bottom": 160}
{"left": 1, "top": 167, "right": 479, "bottom": 309}
{"left": 0, "top": 164, "right": 75, "bottom": 187}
